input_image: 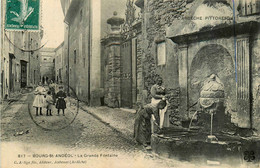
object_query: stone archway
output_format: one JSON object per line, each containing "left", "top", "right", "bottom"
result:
{"left": 189, "top": 44, "right": 236, "bottom": 113}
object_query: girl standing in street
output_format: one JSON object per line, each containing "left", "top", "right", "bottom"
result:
{"left": 33, "top": 82, "right": 46, "bottom": 116}
{"left": 56, "top": 86, "right": 67, "bottom": 116}
{"left": 45, "top": 91, "right": 54, "bottom": 116}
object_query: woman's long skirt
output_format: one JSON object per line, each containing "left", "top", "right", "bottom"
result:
{"left": 134, "top": 109, "right": 152, "bottom": 145}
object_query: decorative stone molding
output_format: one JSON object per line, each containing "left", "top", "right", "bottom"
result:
{"left": 107, "top": 11, "right": 125, "bottom": 34}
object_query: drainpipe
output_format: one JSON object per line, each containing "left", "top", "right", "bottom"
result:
{"left": 64, "top": 20, "right": 70, "bottom": 95}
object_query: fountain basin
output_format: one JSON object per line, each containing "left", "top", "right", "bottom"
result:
{"left": 151, "top": 127, "right": 260, "bottom": 166}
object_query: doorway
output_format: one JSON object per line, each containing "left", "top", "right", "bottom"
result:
{"left": 120, "top": 40, "right": 132, "bottom": 108}
{"left": 20, "top": 60, "right": 27, "bottom": 88}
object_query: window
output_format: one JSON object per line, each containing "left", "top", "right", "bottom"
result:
{"left": 157, "top": 42, "right": 166, "bottom": 66}
{"left": 43, "top": 58, "right": 47, "bottom": 61}
{"left": 74, "top": 50, "right": 77, "bottom": 64}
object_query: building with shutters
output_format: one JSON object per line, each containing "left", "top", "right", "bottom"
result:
{"left": 0, "top": 0, "right": 42, "bottom": 100}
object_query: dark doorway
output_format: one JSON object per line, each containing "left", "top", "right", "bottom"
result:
{"left": 120, "top": 40, "right": 132, "bottom": 108}
{"left": 9, "top": 54, "right": 15, "bottom": 92}
{"left": 20, "top": 60, "right": 27, "bottom": 88}
{"left": 34, "top": 70, "right": 36, "bottom": 84}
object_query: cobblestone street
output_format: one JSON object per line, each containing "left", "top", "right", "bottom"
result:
{"left": 0, "top": 92, "right": 201, "bottom": 168}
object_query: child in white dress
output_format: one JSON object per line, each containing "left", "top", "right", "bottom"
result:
{"left": 33, "top": 82, "right": 46, "bottom": 116}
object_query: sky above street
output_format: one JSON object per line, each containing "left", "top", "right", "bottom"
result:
{"left": 42, "top": 0, "right": 64, "bottom": 48}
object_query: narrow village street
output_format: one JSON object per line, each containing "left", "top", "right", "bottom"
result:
{"left": 1, "top": 1, "right": 260, "bottom": 168}
{"left": 0, "top": 91, "right": 200, "bottom": 168}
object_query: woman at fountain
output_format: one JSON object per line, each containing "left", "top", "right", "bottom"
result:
{"left": 150, "top": 77, "right": 168, "bottom": 128}
{"left": 33, "top": 82, "right": 46, "bottom": 116}
{"left": 134, "top": 100, "right": 167, "bottom": 147}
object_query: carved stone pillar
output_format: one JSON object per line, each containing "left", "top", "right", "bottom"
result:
{"left": 236, "top": 35, "right": 251, "bottom": 128}
{"left": 103, "top": 12, "right": 124, "bottom": 107}
{"left": 178, "top": 45, "right": 189, "bottom": 120}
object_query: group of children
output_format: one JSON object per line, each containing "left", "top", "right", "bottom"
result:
{"left": 32, "top": 82, "right": 67, "bottom": 116}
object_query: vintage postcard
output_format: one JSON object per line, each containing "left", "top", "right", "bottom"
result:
{"left": 1, "top": 0, "right": 260, "bottom": 167}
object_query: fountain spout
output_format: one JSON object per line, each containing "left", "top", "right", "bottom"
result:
{"left": 188, "top": 111, "right": 198, "bottom": 131}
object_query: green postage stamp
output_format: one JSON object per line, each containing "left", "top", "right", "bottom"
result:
{"left": 5, "top": 0, "right": 40, "bottom": 31}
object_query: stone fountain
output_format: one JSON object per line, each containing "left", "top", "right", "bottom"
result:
{"left": 151, "top": 74, "right": 260, "bottom": 165}
{"left": 199, "top": 74, "right": 224, "bottom": 142}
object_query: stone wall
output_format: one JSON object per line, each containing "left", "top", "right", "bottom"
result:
{"left": 54, "top": 42, "right": 64, "bottom": 84}
{"left": 136, "top": 33, "right": 144, "bottom": 106}
{"left": 29, "top": 32, "right": 42, "bottom": 87}
{"left": 252, "top": 32, "right": 260, "bottom": 133}
{"left": 3, "top": 31, "right": 41, "bottom": 97}
{"left": 67, "top": 0, "right": 90, "bottom": 102}
{"left": 140, "top": 0, "right": 259, "bottom": 129}
{"left": 102, "top": 37, "right": 121, "bottom": 107}
{"left": 140, "top": 0, "right": 190, "bottom": 125}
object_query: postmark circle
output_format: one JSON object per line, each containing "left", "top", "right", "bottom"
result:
{"left": 28, "top": 85, "right": 79, "bottom": 131}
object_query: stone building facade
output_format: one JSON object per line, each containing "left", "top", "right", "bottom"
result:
{"left": 101, "top": 0, "right": 143, "bottom": 108}
{"left": 100, "top": 0, "right": 260, "bottom": 132}
{"left": 54, "top": 42, "right": 65, "bottom": 84}
{"left": 58, "top": 0, "right": 260, "bottom": 133}
{"left": 60, "top": 0, "right": 127, "bottom": 105}
{"left": 1, "top": 0, "right": 42, "bottom": 100}
{"left": 40, "top": 48, "right": 55, "bottom": 84}
{"left": 134, "top": 0, "right": 260, "bottom": 132}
